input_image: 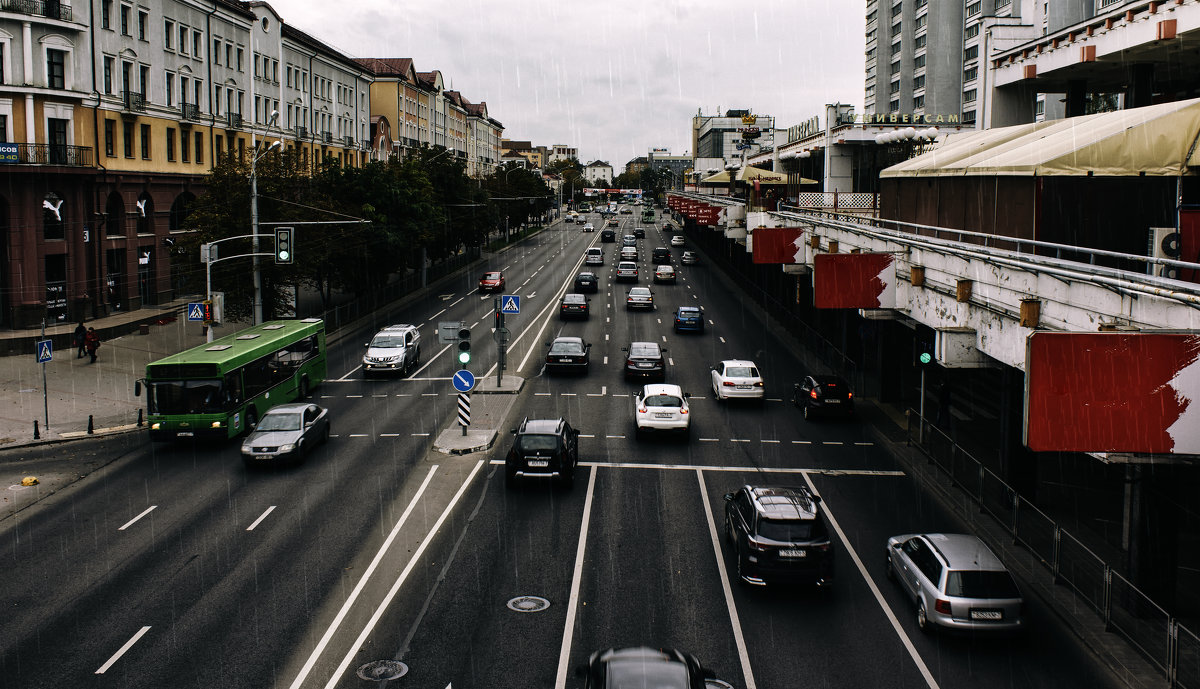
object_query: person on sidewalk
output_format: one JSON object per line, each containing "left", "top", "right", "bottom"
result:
{"left": 73, "top": 321, "right": 87, "bottom": 358}
{"left": 84, "top": 327, "right": 101, "bottom": 363}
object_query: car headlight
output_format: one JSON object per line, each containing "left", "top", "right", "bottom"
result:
{"left": 279, "top": 443, "right": 296, "bottom": 452}
{"left": 151, "top": 422, "right": 161, "bottom": 430}
{"left": 211, "top": 421, "right": 222, "bottom": 428}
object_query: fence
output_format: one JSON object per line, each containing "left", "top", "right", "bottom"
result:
{"left": 788, "top": 192, "right": 879, "bottom": 213}
{"left": 907, "top": 412, "right": 1198, "bottom": 687}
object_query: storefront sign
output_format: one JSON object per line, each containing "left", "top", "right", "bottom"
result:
{"left": 836, "top": 112, "right": 961, "bottom": 126}
{"left": 0, "top": 143, "right": 17, "bottom": 164}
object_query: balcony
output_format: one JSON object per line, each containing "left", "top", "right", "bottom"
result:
{"left": 181, "top": 103, "right": 200, "bottom": 121}
{"left": 1, "top": 0, "right": 72, "bottom": 21}
{"left": 225, "top": 112, "right": 241, "bottom": 129}
{"left": 321, "top": 131, "right": 332, "bottom": 143}
{"left": 0, "top": 143, "right": 92, "bottom": 167}
{"left": 344, "top": 135, "right": 353, "bottom": 148}
{"left": 296, "top": 126, "right": 307, "bottom": 139}
{"left": 122, "top": 90, "right": 146, "bottom": 113}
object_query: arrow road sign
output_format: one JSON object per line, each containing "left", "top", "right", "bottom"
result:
{"left": 500, "top": 295, "right": 521, "bottom": 315}
{"left": 187, "top": 302, "right": 207, "bottom": 321}
{"left": 36, "top": 339, "right": 52, "bottom": 364}
{"left": 452, "top": 369, "right": 476, "bottom": 392}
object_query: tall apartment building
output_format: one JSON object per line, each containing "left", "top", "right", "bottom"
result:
{"left": 691, "top": 110, "right": 776, "bottom": 165}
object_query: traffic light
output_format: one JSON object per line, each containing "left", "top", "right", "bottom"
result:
{"left": 457, "top": 326, "right": 471, "bottom": 365}
{"left": 274, "top": 227, "right": 293, "bottom": 264}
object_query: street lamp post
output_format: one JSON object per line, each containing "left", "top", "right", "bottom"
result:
{"left": 251, "top": 111, "right": 282, "bottom": 325}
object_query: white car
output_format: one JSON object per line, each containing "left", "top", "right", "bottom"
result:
{"left": 363, "top": 324, "right": 421, "bottom": 376}
{"left": 711, "top": 359, "right": 765, "bottom": 401}
{"left": 634, "top": 384, "right": 691, "bottom": 438}
{"left": 670, "top": 235, "right": 686, "bottom": 247}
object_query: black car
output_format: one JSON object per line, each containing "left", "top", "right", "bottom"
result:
{"left": 724, "top": 485, "right": 834, "bottom": 587}
{"left": 652, "top": 247, "right": 672, "bottom": 264}
{"left": 633, "top": 227, "right": 646, "bottom": 238}
{"left": 601, "top": 229, "right": 616, "bottom": 242}
{"left": 578, "top": 647, "right": 733, "bottom": 689}
{"left": 574, "top": 271, "right": 599, "bottom": 293}
{"left": 559, "top": 293, "right": 590, "bottom": 320}
{"left": 545, "top": 336, "right": 591, "bottom": 373}
{"left": 793, "top": 375, "right": 855, "bottom": 420}
{"left": 623, "top": 341, "right": 666, "bottom": 381}
{"left": 505, "top": 417, "right": 579, "bottom": 488}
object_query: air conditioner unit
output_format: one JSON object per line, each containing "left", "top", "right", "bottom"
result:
{"left": 1149, "top": 226, "right": 1182, "bottom": 279}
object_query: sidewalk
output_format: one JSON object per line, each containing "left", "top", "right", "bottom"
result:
{"left": 0, "top": 302, "right": 212, "bottom": 447}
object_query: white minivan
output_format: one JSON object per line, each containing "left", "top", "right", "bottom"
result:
{"left": 585, "top": 247, "right": 604, "bottom": 265}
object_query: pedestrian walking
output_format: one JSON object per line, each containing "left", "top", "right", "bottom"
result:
{"left": 84, "top": 327, "right": 101, "bottom": 363}
{"left": 73, "top": 321, "right": 87, "bottom": 358}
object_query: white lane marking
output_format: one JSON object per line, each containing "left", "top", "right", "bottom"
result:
{"left": 408, "top": 343, "right": 453, "bottom": 378}
{"left": 421, "top": 393, "right": 439, "bottom": 397}
{"left": 348, "top": 434, "right": 368, "bottom": 438}
{"left": 793, "top": 440, "right": 812, "bottom": 444}
{"left": 800, "top": 471, "right": 941, "bottom": 689}
{"left": 855, "top": 442, "right": 875, "bottom": 446}
{"left": 605, "top": 334, "right": 610, "bottom": 341}
{"left": 719, "top": 337, "right": 726, "bottom": 343}
{"left": 561, "top": 393, "right": 577, "bottom": 397}
{"left": 656, "top": 318, "right": 662, "bottom": 324}
{"left": 601, "top": 385, "right": 607, "bottom": 395}
{"left": 395, "top": 394, "right": 411, "bottom": 397}
{"left": 346, "top": 395, "right": 363, "bottom": 398}
{"left": 612, "top": 393, "right": 629, "bottom": 398}
{"left": 605, "top": 435, "right": 625, "bottom": 439}
{"left": 668, "top": 357, "right": 675, "bottom": 366}
{"left": 697, "top": 470, "right": 757, "bottom": 689}
{"left": 320, "top": 395, "right": 335, "bottom": 399}
{"left": 699, "top": 438, "right": 719, "bottom": 442}
{"left": 471, "top": 320, "right": 480, "bottom": 328}
{"left": 381, "top": 433, "right": 400, "bottom": 437}
{"left": 554, "top": 467, "right": 598, "bottom": 689}
{"left": 767, "top": 398, "right": 783, "bottom": 402}
{"left": 823, "top": 441, "right": 844, "bottom": 445}
{"left": 730, "top": 439, "right": 751, "bottom": 443}
{"left": 118, "top": 506, "right": 157, "bottom": 531}
{"left": 288, "top": 466, "right": 440, "bottom": 689}
{"left": 448, "top": 297, "right": 464, "bottom": 307}
{"left": 372, "top": 394, "right": 387, "bottom": 398}
{"left": 536, "top": 392, "right": 551, "bottom": 396}
{"left": 319, "top": 461, "right": 485, "bottom": 689}
{"left": 246, "top": 506, "right": 277, "bottom": 531}
{"left": 95, "top": 626, "right": 152, "bottom": 674}
{"left": 762, "top": 440, "right": 780, "bottom": 444}
{"left": 336, "top": 365, "right": 362, "bottom": 381}
{"left": 412, "top": 433, "right": 430, "bottom": 437}
{"left": 580, "top": 434, "right": 596, "bottom": 438}
{"left": 431, "top": 308, "right": 446, "bottom": 318}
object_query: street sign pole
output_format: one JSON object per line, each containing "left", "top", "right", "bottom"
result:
{"left": 494, "top": 296, "right": 503, "bottom": 387}
{"left": 40, "top": 319, "right": 48, "bottom": 431}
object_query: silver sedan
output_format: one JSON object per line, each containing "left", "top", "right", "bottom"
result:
{"left": 241, "top": 403, "right": 330, "bottom": 466}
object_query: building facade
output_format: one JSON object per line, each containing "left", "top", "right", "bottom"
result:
{"left": 691, "top": 109, "right": 776, "bottom": 166}
{"left": 583, "top": 160, "right": 612, "bottom": 184}
{"left": 547, "top": 144, "right": 577, "bottom": 165}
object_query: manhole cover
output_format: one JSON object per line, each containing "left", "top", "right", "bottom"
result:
{"left": 507, "top": 595, "right": 551, "bottom": 613}
{"left": 356, "top": 660, "right": 408, "bottom": 681}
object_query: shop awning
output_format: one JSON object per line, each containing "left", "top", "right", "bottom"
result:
{"left": 701, "top": 167, "right": 817, "bottom": 184}
{"left": 881, "top": 97, "right": 1200, "bottom": 178}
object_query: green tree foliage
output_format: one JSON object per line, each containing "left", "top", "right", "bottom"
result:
{"left": 484, "top": 163, "right": 552, "bottom": 236}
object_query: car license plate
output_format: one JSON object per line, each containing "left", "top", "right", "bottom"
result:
{"left": 779, "top": 549, "right": 807, "bottom": 558}
{"left": 177, "top": 431, "right": 193, "bottom": 437}
{"left": 825, "top": 398, "right": 841, "bottom": 404}
{"left": 560, "top": 358, "right": 572, "bottom": 362}
{"left": 654, "top": 413, "right": 672, "bottom": 419}
{"left": 970, "top": 609, "right": 1003, "bottom": 620}
{"left": 639, "top": 363, "right": 653, "bottom": 368}
{"left": 527, "top": 459, "right": 549, "bottom": 468}
{"left": 736, "top": 384, "right": 752, "bottom": 390}
{"left": 256, "top": 455, "right": 272, "bottom": 460}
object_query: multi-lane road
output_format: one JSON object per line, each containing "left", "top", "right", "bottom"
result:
{"left": 1, "top": 210, "right": 1121, "bottom": 689}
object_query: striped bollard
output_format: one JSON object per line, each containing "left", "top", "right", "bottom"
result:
{"left": 458, "top": 393, "right": 470, "bottom": 436}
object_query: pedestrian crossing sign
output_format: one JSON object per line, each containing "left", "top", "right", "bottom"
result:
{"left": 187, "top": 302, "right": 206, "bottom": 321}
{"left": 500, "top": 295, "right": 521, "bottom": 315}
{"left": 36, "top": 339, "right": 52, "bottom": 363}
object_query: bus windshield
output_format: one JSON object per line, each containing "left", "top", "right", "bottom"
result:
{"left": 148, "top": 379, "right": 229, "bottom": 415}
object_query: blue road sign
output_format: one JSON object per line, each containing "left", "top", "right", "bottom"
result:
{"left": 452, "top": 369, "right": 476, "bottom": 392}
{"left": 187, "top": 302, "right": 206, "bottom": 321}
{"left": 36, "top": 339, "right": 52, "bottom": 363}
{"left": 500, "top": 295, "right": 521, "bottom": 315}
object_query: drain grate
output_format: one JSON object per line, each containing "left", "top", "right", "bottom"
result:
{"left": 356, "top": 660, "right": 408, "bottom": 681}
{"left": 506, "top": 595, "right": 551, "bottom": 613}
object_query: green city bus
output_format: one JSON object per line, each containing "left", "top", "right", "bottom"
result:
{"left": 641, "top": 208, "right": 654, "bottom": 223}
{"left": 137, "top": 318, "right": 327, "bottom": 441}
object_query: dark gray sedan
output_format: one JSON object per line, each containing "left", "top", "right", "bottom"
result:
{"left": 241, "top": 403, "right": 330, "bottom": 466}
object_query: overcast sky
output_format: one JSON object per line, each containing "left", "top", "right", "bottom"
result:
{"left": 277, "top": 0, "right": 867, "bottom": 174}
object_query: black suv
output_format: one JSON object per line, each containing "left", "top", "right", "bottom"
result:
{"left": 651, "top": 247, "right": 672, "bottom": 264}
{"left": 724, "top": 485, "right": 834, "bottom": 587}
{"left": 505, "top": 418, "right": 580, "bottom": 488}
{"left": 600, "top": 229, "right": 616, "bottom": 242}
{"left": 793, "top": 375, "right": 855, "bottom": 420}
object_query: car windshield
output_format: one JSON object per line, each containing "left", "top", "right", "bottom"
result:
{"left": 630, "top": 344, "right": 660, "bottom": 357}
{"left": 370, "top": 335, "right": 405, "bottom": 348}
{"left": 550, "top": 341, "right": 585, "bottom": 354}
{"left": 256, "top": 412, "right": 302, "bottom": 432}
{"left": 758, "top": 518, "right": 826, "bottom": 542}
{"left": 564, "top": 295, "right": 585, "bottom": 304}
{"left": 678, "top": 310, "right": 698, "bottom": 319}
{"left": 483, "top": 272, "right": 500, "bottom": 280}
{"left": 146, "top": 379, "right": 229, "bottom": 415}
{"left": 644, "top": 394, "right": 682, "bottom": 407}
{"left": 726, "top": 366, "right": 759, "bottom": 377}
{"left": 607, "top": 660, "right": 690, "bottom": 689}
{"left": 630, "top": 289, "right": 650, "bottom": 296}
{"left": 946, "top": 570, "right": 1021, "bottom": 599}
{"left": 517, "top": 434, "right": 558, "bottom": 452}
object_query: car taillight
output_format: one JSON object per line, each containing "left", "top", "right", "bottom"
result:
{"left": 810, "top": 389, "right": 819, "bottom": 400}
{"left": 627, "top": 359, "right": 635, "bottom": 367}
{"left": 848, "top": 392, "right": 853, "bottom": 399}
{"left": 754, "top": 381, "right": 764, "bottom": 387}
{"left": 815, "top": 542, "right": 830, "bottom": 552}
{"left": 935, "top": 599, "right": 953, "bottom": 615}
{"left": 747, "top": 538, "right": 769, "bottom": 552}
{"left": 723, "top": 381, "right": 736, "bottom": 387}
{"left": 637, "top": 407, "right": 646, "bottom": 414}
{"left": 680, "top": 408, "right": 688, "bottom": 414}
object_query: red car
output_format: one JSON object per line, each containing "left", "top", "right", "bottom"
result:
{"left": 479, "top": 271, "right": 505, "bottom": 293}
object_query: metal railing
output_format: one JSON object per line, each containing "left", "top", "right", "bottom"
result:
{"left": 296, "top": 126, "right": 307, "bottom": 139}
{"left": 907, "top": 411, "right": 1198, "bottom": 687}
{"left": 0, "top": 0, "right": 71, "bottom": 20}
{"left": 122, "top": 90, "right": 146, "bottom": 112}
{"left": 225, "top": 112, "right": 242, "bottom": 129}
{"left": 0, "top": 143, "right": 92, "bottom": 167}
{"left": 181, "top": 103, "right": 200, "bottom": 121}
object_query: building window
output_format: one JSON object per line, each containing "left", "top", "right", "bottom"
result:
{"left": 195, "top": 132, "right": 203, "bottom": 163}
{"left": 913, "top": 95, "right": 925, "bottom": 109}
{"left": 890, "top": 99, "right": 900, "bottom": 113}
{"left": 213, "top": 38, "right": 221, "bottom": 64}
{"left": 891, "top": 42, "right": 901, "bottom": 56}
{"left": 137, "top": 9, "right": 147, "bottom": 40}
{"left": 101, "top": 0, "right": 112, "bottom": 29}
{"left": 892, "top": 3, "right": 902, "bottom": 17}
{"left": 1035, "top": 98, "right": 1046, "bottom": 116}
{"left": 964, "top": 88, "right": 977, "bottom": 103}
{"left": 165, "top": 71, "right": 173, "bottom": 106}
{"left": 164, "top": 20, "right": 174, "bottom": 49}
{"left": 964, "top": 66, "right": 978, "bottom": 82}
{"left": 891, "top": 60, "right": 901, "bottom": 75}
{"left": 166, "top": 127, "right": 176, "bottom": 161}
{"left": 123, "top": 121, "right": 134, "bottom": 157}
{"left": 892, "top": 22, "right": 901, "bottom": 37}
{"left": 178, "top": 26, "right": 188, "bottom": 55}
{"left": 225, "top": 43, "right": 232, "bottom": 67}
{"left": 286, "top": 65, "right": 292, "bottom": 87}
{"left": 193, "top": 31, "right": 202, "bottom": 59}
{"left": 215, "top": 134, "right": 223, "bottom": 162}
{"left": 103, "top": 56, "right": 114, "bottom": 94}
{"left": 139, "top": 64, "right": 149, "bottom": 98}
{"left": 966, "top": 2, "right": 981, "bottom": 17}
{"left": 915, "top": 15, "right": 927, "bottom": 29}
{"left": 964, "top": 45, "right": 978, "bottom": 61}
{"left": 214, "top": 88, "right": 220, "bottom": 114}
{"left": 105, "top": 119, "right": 115, "bottom": 156}
{"left": 890, "top": 80, "right": 900, "bottom": 94}
{"left": 914, "top": 75, "right": 925, "bottom": 90}
{"left": 963, "top": 110, "right": 977, "bottom": 124}
{"left": 140, "top": 123, "right": 151, "bottom": 159}
{"left": 181, "top": 129, "right": 189, "bottom": 162}
{"left": 915, "top": 35, "right": 926, "bottom": 49}
{"left": 47, "top": 49, "right": 65, "bottom": 89}
{"left": 193, "top": 80, "right": 201, "bottom": 108}
{"left": 120, "top": 4, "right": 130, "bottom": 35}
{"left": 914, "top": 54, "right": 926, "bottom": 69}
{"left": 236, "top": 47, "right": 244, "bottom": 71}
{"left": 965, "top": 23, "right": 980, "bottom": 39}
{"left": 253, "top": 53, "right": 260, "bottom": 78}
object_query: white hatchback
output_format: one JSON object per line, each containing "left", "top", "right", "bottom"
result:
{"left": 711, "top": 359, "right": 765, "bottom": 401}
{"left": 634, "top": 383, "right": 691, "bottom": 438}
